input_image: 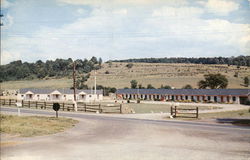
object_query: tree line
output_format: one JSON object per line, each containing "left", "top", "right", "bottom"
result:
{"left": 113, "top": 56, "right": 250, "bottom": 67}
{"left": 0, "top": 57, "right": 102, "bottom": 82}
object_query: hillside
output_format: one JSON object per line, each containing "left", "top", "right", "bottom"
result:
{"left": 85, "top": 62, "right": 250, "bottom": 89}
{"left": 1, "top": 62, "right": 250, "bottom": 89}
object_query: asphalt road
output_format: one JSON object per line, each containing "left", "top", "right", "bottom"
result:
{"left": 1, "top": 107, "right": 250, "bottom": 160}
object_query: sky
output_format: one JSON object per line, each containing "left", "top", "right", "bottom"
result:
{"left": 1, "top": 0, "right": 250, "bottom": 64}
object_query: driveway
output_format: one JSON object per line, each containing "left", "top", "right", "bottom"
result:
{"left": 1, "top": 107, "right": 250, "bottom": 160}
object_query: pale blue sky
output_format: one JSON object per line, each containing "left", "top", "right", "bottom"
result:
{"left": 1, "top": 0, "right": 250, "bottom": 64}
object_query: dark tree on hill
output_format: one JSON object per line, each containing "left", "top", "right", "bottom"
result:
{"left": 182, "top": 84, "right": 193, "bottom": 89}
{"left": 112, "top": 56, "right": 250, "bottom": 67}
{"left": 0, "top": 57, "right": 102, "bottom": 82}
{"left": 244, "top": 77, "right": 249, "bottom": 87}
{"left": 160, "top": 85, "right": 171, "bottom": 89}
{"left": 198, "top": 74, "right": 228, "bottom": 89}
{"left": 130, "top": 80, "right": 138, "bottom": 89}
{"left": 147, "top": 84, "right": 155, "bottom": 89}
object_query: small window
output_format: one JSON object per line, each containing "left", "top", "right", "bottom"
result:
{"left": 89, "top": 95, "right": 92, "bottom": 97}
{"left": 64, "top": 95, "right": 66, "bottom": 97}
{"left": 208, "top": 96, "right": 211, "bottom": 100}
{"left": 21, "top": 95, "right": 24, "bottom": 97}
{"left": 48, "top": 95, "right": 50, "bottom": 97}
{"left": 37, "top": 95, "right": 40, "bottom": 97}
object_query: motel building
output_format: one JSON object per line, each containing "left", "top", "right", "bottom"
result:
{"left": 116, "top": 89, "right": 250, "bottom": 105}
{"left": 17, "top": 88, "right": 103, "bottom": 102}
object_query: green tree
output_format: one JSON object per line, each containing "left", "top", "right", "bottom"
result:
{"left": 244, "top": 77, "right": 249, "bottom": 87}
{"left": 147, "top": 84, "right": 155, "bottom": 89}
{"left": 182, "top": 84, "right": 193, "bottom": 89}
{"left": 130, "top": 80, "right": 138, "bottom": 89}
{"left": 198, "top": 74, "right": 228, "bottom": 89}
{"left": 160, "top": 85, "right": 171, "bottom": 89}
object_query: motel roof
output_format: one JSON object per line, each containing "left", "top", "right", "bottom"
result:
{"left": 116, "top": 89, "right": 250, "bottom": 96}
{"left": 19, "top": 88, "right": 103, "bottom": 95}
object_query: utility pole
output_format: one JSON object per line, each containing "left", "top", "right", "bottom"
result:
{"left": 73, "top": 61, "right": 76, "bottom": 101}
{"left": 94, "top": 70, "right": 97, "bottom": 95}
{"left": 72, "top": 61, "right": 78, "bottom": 111}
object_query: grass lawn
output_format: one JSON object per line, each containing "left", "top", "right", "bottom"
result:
{"left": 122, "top": 103, "right": 221, "bottom": 113}
{"left": 0, "top": 114, "right": 78, "bottom": 137}
{"left": 199, "top": 109, "right": 250, "bottom": 119}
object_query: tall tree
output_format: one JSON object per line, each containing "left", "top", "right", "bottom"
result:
{"left": 147, "top": 84, "right": 155, "bottom": 89}
{"left": 198, "top": 74, "right": 228, "bottom": 89}
{"left": 130, "top": 80, "right": 138, "bottom": 89}
{"left": 244, "top": 77, "right": 249, "bottom": 87}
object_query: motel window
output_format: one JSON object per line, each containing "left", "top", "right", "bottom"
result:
{"left": 232, "top": 96, "right": 236, "bottom": 101}
{"left": 191, "top": 96, "right": 194, "bottom": 101}
{"left": 48, "top": 95, "right": 50, "bottom": 97}
{"left": 64, "top": 95, "right": 66, "bottom": 97}
{"left": 56, "top": 95, "right": 59, "bottom": 98}
{"left": 208, "top": 96, "right": 211, "bottom": 100}
{"left": 37, "top": 95, "right": 39, "bottom": 97}
{"left": 89, "top": 95, "right": 92, "bottom": 97}
{"left": 214, "top": 96, "right": 217, "bottom": 102}
{"left": 185, "top": 96, "right": 188, "bottom": 100}
{"left": 21, "top": 95, "right": 24, "bottom": 97}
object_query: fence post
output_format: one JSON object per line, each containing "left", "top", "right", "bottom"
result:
{"left": 196, "top": 107, "right": 199, "bottom": 118}
{"left": 9, "top": 99, "right": 11, "bottom": 106}
{"left": 44, "top": 102, "right": 46, "bottom": 109}
{"left": 99, "top": 104, "right": 102, "bottom": 113}
{"left": 3, "top": 99, "right": 5, "bottom": 105}
{"left": 22, "top": 100, "right": 24, "bottom": 107}
{"left": 120, "top": 104, "right": 122, "bottom": 114}
{"left": 63, "top": 103, "right": 65, "bottom": 111}
{"left": 174, "top": 106, "right": 177, "bottom": 118}
{"left": 36, "top": 101, "right": 38, "bottom": 109}
{"left": 28, "top": 101, "right": 30, "bottom": 108}
{"left": 84, "top": 103, "right": 87, "bottom": 112}
{"left": 170, "top": 106, "right": 173, "bottom": 116}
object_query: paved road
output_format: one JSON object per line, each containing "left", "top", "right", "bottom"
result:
{"left": 1, "top": 107, "right": 250, "bottom": 160}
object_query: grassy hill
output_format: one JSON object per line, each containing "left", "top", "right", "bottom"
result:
{"left": 86, "top": 62, "right": 250, "bottom": 89}
{"left": 1, "top": 62, "right": 250, "bottom": 89}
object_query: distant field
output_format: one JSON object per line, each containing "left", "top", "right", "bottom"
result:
{"left": 1, "top": 62, "right": 249, "bottom": 89}
{"left": 1, "top": 78, "right": 72, "bottom": 89}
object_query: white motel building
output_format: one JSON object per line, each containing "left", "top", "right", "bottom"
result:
{"left": 17, "top": 88, "right": 103, "bottom": 102}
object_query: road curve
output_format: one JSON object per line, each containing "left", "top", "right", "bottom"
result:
{"left": 1, "top": 106, "right": 249, "bottom": 134}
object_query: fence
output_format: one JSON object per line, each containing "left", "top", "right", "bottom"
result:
{"left": 170, "top": 106, "right": 199, "bottom": 118}
{"left": 0, "top": 99, "right": 122, "bottom": 114}
{"left": 0, "top": 99, "right": 75, "bottom": 111}
{"left": 77, "top": 103, "right": 122, "bottom": 114}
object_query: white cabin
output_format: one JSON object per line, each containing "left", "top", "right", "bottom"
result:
{"left": 17, "top": 88, "right": 103, "bottom": 102}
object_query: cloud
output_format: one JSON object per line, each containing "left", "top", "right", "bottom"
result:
{"left": 205, "top": 0, "right": 240, "bottom": 15}
{"left": 1, "top": 50, "right": 21, "bottom": 64}
{"left": 1, "top": 0, "right": 13, "bottom": 8}
{"left": 152, "top": 6, "right": 204, "bottom": 18}
{"left": 1, "top": 0, "right": 249, "bottom": 64}
{"left": 57, "top": 0, "right": 188, "bottom": 7}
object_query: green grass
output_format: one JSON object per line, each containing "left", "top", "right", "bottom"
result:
{"left": 0, "top": 114, "right": 78, "bottom": 137}
{"left": 123, "top": 103, "right": 221, "bottom": 113}
{"left": 199, "top": 109, "right": 250, "bottom": 119}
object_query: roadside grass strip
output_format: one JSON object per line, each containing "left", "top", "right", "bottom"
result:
{"left": 0, "top": 114, "right": 78, "bottom": 137}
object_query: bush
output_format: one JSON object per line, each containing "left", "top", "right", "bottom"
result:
{"left": 126, "top": 63, "right": 133, "bottom": 69}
